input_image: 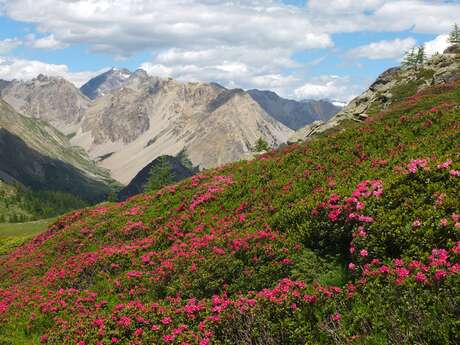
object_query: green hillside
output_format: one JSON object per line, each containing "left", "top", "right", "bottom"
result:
{"left": 0, "top": 181, "right": 89, "bottom": 223}
{"left": 0, "top": 77, "right": 459, "bottom": 344}
{"left": 0, "top": 99, "right": 116, "bottom": 203}
{"left": 0, "top": 218, "right": 54, "bottom": 256}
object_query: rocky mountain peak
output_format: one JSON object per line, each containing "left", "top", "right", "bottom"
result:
{"left": 80, "top": 68, "right": 151, "bottom": 99}
{"left": 248, "top": 89, "right": 341, "bottom": 130}
{"left": 0, "top": 75, "right": 89, "bottom": 131}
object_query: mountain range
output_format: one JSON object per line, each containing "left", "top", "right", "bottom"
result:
{"left": 0, "top": 69, "right": 341, "bottom": 186}
{"left": 0, "top": 98, "right": 112, "bottom": 202}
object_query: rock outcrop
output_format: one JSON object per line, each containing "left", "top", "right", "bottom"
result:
{"left": 290, "top": 51, "right": 460, "bottom": 142}
{"left": 72, "top": 76, "right": 293, "bottom": 183}
{"left": 0, "top": 75, "right": 90, "bottom": 134}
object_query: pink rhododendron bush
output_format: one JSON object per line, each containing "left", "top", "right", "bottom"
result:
{"left": 0, "top": 80, "right": 459, "bottom": 344}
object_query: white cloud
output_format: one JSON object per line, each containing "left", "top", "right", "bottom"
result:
{"left": 140, "top": 45, "right": 304, "bottom": 96}
{"left": 1, "top": 0, "right": 333, "bottom": 58}
{"left": 347, "top": 37, "right": 416, "bottom": 60}
{"left": 294, "top": 75, "right": 360, "bottom": 101}
{"left": 0, "top": 57, "right": 105, "bottom": 87}
{"left": 26, "top": 34, "right": 68, "bottom": 50}
{"left": 308, "top": 1, "right": 460, "bottom": 34}
{"left": 424, "top": 34, "right": 450, "bottom": 57}
{"left": 0, "top": 38, "right": 22, "bottom": 55}
{"left": 308, "top": 0, "right": 386, "bottom": 14}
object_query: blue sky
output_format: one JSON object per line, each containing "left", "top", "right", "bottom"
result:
{"left": 0, "top": 0, "right": 458, "bottom": 101}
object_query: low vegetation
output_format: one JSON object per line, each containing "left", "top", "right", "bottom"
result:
{"left": 0, "top": 76, "right": 459, "bottom": 344}
{"left": 0, "top": 218, "right": 55, "bottom": 255}
{"left": 0, "top": 182, "right": 88, "bottom": 222}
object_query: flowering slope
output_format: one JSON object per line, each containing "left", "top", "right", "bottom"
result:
{"left": 0, "top": 80, "right": 459, "bottom": 344}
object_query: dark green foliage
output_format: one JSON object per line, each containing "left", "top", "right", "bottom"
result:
{"left": 448, "top": 23, "right": 460, "bottom": 45}
{"left": 402, "top": 46, "right": 426, "bottom": 71}
{"left": 253, "top": 137, "right": 270, "bottom": 152}
{"left": 118, "top": 154, "right": 196, "bottom": 200}
{"left": 0, "top": 183, "right": 88, "bottom": 222}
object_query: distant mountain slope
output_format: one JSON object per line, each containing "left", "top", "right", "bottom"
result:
{"left": 72, "top": 76, "right": 293, "bottom": 184}
{"left": 117, "top": 155, "right": 196, "bottom": 201}
{"left": 80, "top": 68, "right": 149, "bottom": 100}
{"left": 0, "top": 99, "right": 113, "bottom": 201}
{"left": 3, "top": 70, "right": 345, "bottom": 185}
{"left": 248, "top": 89, "right": 341, "bottom": 130}
{"left": 0, "top": 75, "right": 90, "bottom": 134}
{"left": 0, "top": 79, "right": 10, "bottom": 93}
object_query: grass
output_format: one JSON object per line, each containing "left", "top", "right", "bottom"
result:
{"left": 0, "top": 218, "right": 55, "bottom": 256}
{"left": 0, "top": 218, "right": 56, "bottom": 238}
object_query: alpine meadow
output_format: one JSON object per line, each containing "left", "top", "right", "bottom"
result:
{"left": 0, "top": 1, "right": 459, "bottom": 345}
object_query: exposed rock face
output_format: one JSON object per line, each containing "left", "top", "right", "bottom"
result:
{"left": 117, "top": 155, "right": 195, "bottom": 201}
{"left": 80, "top": 68, "right": 149, "bottom": 100}
{"left": 444, "top": 44, "right": 460, "bottom": 55}
{"left": 73, "top": 76, "right": 293, "bottom": 184}
{"left": 0, "top": 99, "right": 113, "bottom": 201}
{"left": 0, "top": 75, "right": 90, "bottom": 133}
{"left": 248, "top": 89, "right": 341, "bottom": 130}
{"left": 290, "top": 52, "right": 460, "bottom": 142}
{"left": 288, "top": 121, "right": 325, "bottom": 144}
{"left": 5, "top": 70, "right": 343, "bottom": 185}
{"left": 0, "top": 79, "right": 11, "bottom": 93}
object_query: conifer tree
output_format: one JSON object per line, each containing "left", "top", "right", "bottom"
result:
{"left": 145, "top": 157, "right": 175, "bottom": 193}
{"left": 448, "top": 23, "right": 460, "bottom": 45}
{"left": 402, "top": 48, "right": 418, "bottom": 70}
{"left": 416, "top": 45, "right": 426, "bottom": 66}
{"left": 252, "top": 137, "right": 270, "bottom": 152}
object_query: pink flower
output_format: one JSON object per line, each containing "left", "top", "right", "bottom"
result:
{"left": 434, "top": 269, "right": 447, "bottom": 281}
{"left": 151, "top": 325, "right": 160, "bottom": 331}
{"left": 348, "top": 262, "right": 357, "bottom": 271}
{"left": 379, "top": 265, "right": 390, "bottom": 274}
{"left": 303, "top": 295, "right": 317, "bottom": 303}
{"left": 407, "top": 159, "right": 428, "bottom": 174}
{"left": 452, "top": 214, "right": 460, "bottom": 222}
{"left": 395, "top": 267, "right": 410, "bottom": 279}
{"left": 163, "top": 335, "right": 175, "bottom": 343}
{"left": 359, "top": 249, "right": 368, "bottom": 257}
{"left": 437, "top": 159, "right": 452, "bottom": 169}
{"left": 328, "top": 209, "right": 342, "bottom": 222}
{"left": 412, "top": 220, "right": 422, "bottom": 228}
{"left": 349, "top": 245, "right": 356, "bottom": 254}
{"left": 357, "top": 226, "right": 367, "bottom": 238}
{"left": 161, "top": 317, "right": 172, "bottom": 325}
{"left": 415, "top": 272, "right": 427, "bottom": 283}
{"left": 118, "top": 316, "right": 132, "bottom": 328}
{"left": 331, "top": 313, "right": 341, "bottom": 322}
{"left": 358, "top": 215, "right": 374, "bottom": 223}
{"left": 134, "top": 328, "right": 143, "bottom": 337}
{"left": 449, "top": 170, "right": 460, "bottom": 177}
{"left": 111, "top": 338, "right": 119, "bottom": 344}
{"left": 440, "top": 218, "right": 448, "bottom": 227}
